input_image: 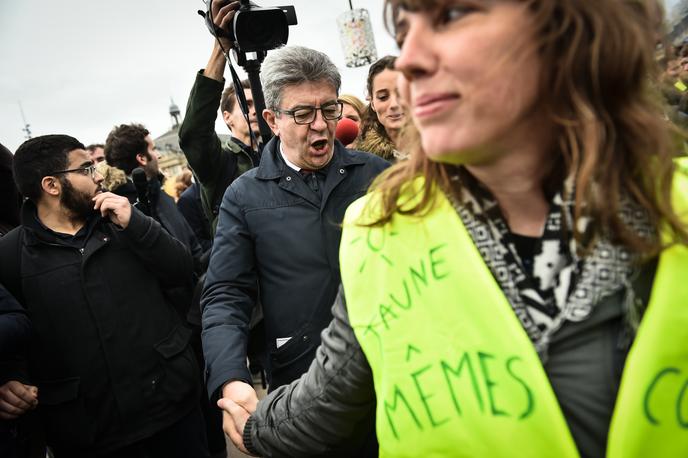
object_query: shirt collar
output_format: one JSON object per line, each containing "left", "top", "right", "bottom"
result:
{"left": 279, "top": 142, "right": 301, "bottom": 172}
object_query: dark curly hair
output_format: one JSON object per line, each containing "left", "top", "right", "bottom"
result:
{"left": 105, "top": 123, "right": 150, "bottom": 175}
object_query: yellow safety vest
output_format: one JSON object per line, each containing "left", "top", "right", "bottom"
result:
{"left": 340, "top": 172, "right": 688, "bottom": 457}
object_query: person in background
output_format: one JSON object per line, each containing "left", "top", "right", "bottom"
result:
{"left": 85, "top": 144, "right": 105, "bottom": 164}
{"left": 339, "top": 94, "right": 366, "bottom": 127}
{"left": 219, "top": 1, "right": 688, "bottom": 457}
{"left": 104, "top": 123, "right": 203, "bottom": 261}
{"left": 95, "top": 160, "right": 128, "bottom": 192}
{"left": 0, "top": 283, "right": 35, "bottom": 458}
{"left": 0, "top": 134, "right": 207, "bottom": 458}
{"left": 0, "top": 143, "right": 21, "bottom": 237}
{"left": 178, "top": 181, "right": 213, "bottom": 253}
{"left": 174, "top": 169, "right": 194, "bottom": 201}
{"left": 355, "top": 56, "right": 407, "bottom": 161}
{"left": 337, "top": 94, "right": 367, "bottom": 148}
{"left": 0, "top": 143, "right": 43, "bottom": 458}
{"left": 178, "top": 7, "right": 261, "bottom": 235}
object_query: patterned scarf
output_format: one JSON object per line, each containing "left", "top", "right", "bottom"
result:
{"left": 445, "top": 169, "right": 654, "bottom": 360}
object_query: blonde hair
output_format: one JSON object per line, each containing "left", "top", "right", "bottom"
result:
{"left": 339, "top": 94, "right": 366, "bottom": 119}
{"left": 96, "top": 161, "right": 127, "bottom": 192}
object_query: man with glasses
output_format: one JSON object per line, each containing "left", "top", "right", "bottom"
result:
{"left": 201, "top": 45, "right": 388, "bottom": 449}
{"left": 0, "top": 135, "right": 208, "bottom": 457}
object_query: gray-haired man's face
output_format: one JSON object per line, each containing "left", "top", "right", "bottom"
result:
{"left": 264, "top": 80, "right": 338, "bottom": 170}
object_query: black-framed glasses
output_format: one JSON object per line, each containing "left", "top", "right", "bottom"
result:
{"left": 275, "top": 101, "right": 343, "bottom": 125}
{"left": 49, "top": 164, "right": 98, "bottom": 180}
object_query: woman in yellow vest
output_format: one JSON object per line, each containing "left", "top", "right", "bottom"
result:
{"left": 217, "top": 0, "right": 688, "bottom": 456}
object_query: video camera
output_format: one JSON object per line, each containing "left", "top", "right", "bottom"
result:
{"left": 200, "top": 0, "right": 298, "bottom": 145}
{"left": 203, "top": 0, "right": 297, "bottom": 53}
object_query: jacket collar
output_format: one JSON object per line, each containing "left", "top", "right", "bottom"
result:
{"left": 20, "top": 199, "right": 102, "bottom": 247}
{"left": 255, "top": 137, "right": 367, "bottom": 181}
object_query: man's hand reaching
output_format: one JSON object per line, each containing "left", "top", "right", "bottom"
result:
{"left": 217, "top": 380, "right": 258, "bottom": 454}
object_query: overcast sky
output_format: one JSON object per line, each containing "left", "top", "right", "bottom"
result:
{"left": 1, "top": 1, "right": 683, "bottom": 154}
{"left": 0, "top": 0, "right": 398, "bottom": 153}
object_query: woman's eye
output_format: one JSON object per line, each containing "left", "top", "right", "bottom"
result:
{"left": 438, "top": 5, "right": 476, "bottom": 25}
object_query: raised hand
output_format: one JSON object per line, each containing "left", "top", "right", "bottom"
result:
{"left": 93, "top": 192, "right": 132, "bottom": 228}
{"left": 212, "top": 0, "right": 240, "bottom": 51}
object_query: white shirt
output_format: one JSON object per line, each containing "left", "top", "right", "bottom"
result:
{"left": 279, "top": 142, "right": 301, "bottom": 172}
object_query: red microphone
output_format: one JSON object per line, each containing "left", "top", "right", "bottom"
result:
{"left": 335, "top": 117, "right": 360, "bottom": 146}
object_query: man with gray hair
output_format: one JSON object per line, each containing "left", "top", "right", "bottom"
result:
{"left": 201, "top": 43, "right": 388, "bottom": 445}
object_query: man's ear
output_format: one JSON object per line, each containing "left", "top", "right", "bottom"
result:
{"left": 40, "top": 176, "right": 61, "bottom": 197}
{"left": 135, "top": 153, "right": 147, "bottom": 167}
{"left": 263, "top": 110, "right": 279, "bottom": 136}
{"left": 222, "top": 110, "right": 233, "bottom": 130}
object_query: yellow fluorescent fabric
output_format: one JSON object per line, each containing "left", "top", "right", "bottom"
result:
{"left": 607, "top": 163, "right": 688, "bottom": 457}
{"left": 340, "top": 183, "right": 578, "bottom": 458}
{"left": 341, "top": 171, "right": 688, "bottom": 457}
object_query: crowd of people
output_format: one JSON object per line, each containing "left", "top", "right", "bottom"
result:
{"left": 2, "top": 0, "right": 688, "bottom": 457}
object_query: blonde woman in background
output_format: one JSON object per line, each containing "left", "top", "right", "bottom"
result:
{"left": 339, "top": 94, "right": 366, "bottom": 127}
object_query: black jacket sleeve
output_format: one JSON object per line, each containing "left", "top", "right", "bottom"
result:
{"left": 177, "top": 184, "right": 212, "bottom": 252}
{"left": 0, "top": 283, "right": 31, "bottom": 358}
{"left": 201, "top": 184, "right": 258, "bottom": 397}
{"left": 244, "top": 286, "right": 377, "bottom": 457}
{"left": 119, "top": 206, "right": 194, "bottom": 289}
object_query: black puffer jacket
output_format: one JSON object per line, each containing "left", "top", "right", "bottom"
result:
{"left": 0, "top": 203, "right": 201, "bottom": 455}
{"left": 202, "top": 138, "right": 389, "bottom": 395}
{"left": 113, "top": 178, "right": 204, "bottom": 322}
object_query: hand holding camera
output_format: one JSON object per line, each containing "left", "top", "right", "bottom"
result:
{"left": 211, "top": 0, "right": 240, "bottom": 52}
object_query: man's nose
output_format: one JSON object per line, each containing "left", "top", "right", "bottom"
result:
{"left": 310, "top": 109, "right": 327, "bottom": 130}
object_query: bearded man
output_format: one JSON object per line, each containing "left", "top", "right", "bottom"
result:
{"left": 0, "top": 135, "right": 208, "bottom": 458}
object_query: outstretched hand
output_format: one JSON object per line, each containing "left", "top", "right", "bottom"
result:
{"left": 218, "top": 380, "right": 258, "bottom": 454}
{"left": 218, "top": 397, "right": 253, "bottom": 453}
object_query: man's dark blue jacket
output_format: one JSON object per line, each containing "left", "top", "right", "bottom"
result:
{"left": 202, "top": 138, "right": 389, "bottom": 395}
